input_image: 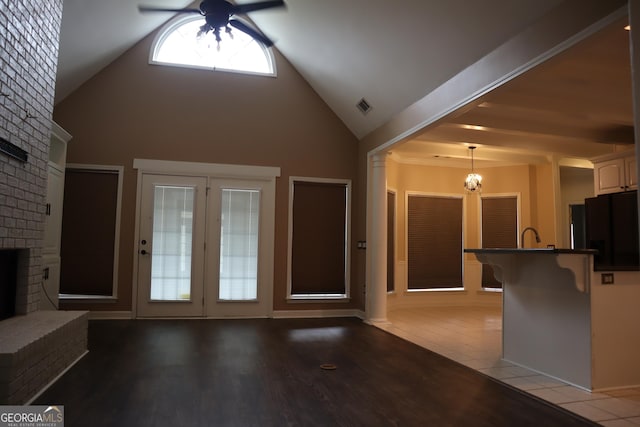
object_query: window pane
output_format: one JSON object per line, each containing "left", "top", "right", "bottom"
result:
{"left": 407, "top": 195, "right": 463, "bottom": 289}
{"left": 291, "top": 181, "right": 348, "bottom": 296}
{"left": 153, "top": 16, "right": 273, "bottom": 75}
{"left": 150, "top": 186, "right": 194, "bottom": 301}
{"left": 387, "top": 191, "right": 396, "bottom": 292}
{"left": 60, "top": 168, "right": 119, "bottom": 296}
{"left": 219, "top": 189, "right": 260, "bottom": 301}
{"left": 481, "top": 196, "right": 518, "bottom": 288}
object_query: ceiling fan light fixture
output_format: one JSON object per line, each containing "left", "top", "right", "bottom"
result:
{"left": 464, "top": 146, "right": 482, "bottom": 193}
{"left": 139, "top": 0, "right": 284, "bottom": 47}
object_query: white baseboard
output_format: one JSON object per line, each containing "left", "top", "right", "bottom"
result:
{"left": 273, "top": 309, "right": 365, "bottom": 319}
{"left": 364, "top": 318, "right": 393, "bottom": 327}
{"left": 88, "top": 310, "right": 366, "bottom": 320}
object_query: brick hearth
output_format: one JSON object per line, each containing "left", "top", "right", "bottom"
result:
{"left": 0, "top": 311, "right": 88, "bottom": 404}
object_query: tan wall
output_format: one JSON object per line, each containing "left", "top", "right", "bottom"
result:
{"left": 530, "top": 163, "right": 558, "bottom": 247}
{"left": 559, "top": 167, "right": 594, "bottom": 247}
{"left": 54, "top": 31, "right": 361, "bottom": 313}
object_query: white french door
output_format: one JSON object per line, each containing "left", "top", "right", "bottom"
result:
{"left": 136, "top": 173, "right": 274, "bottom": 318}
{"left": 137, "top": 175, "right": 207, "bottom": 317}
{"left": 205, "top": 179, "right": 273, "bottom": 317}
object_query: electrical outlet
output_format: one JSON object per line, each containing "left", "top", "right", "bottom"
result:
{"left": 601, "top": 273, "right": 614, "bottom": 285}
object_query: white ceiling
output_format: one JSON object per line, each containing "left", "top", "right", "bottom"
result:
{"left": 55, "top": 0, "right": 633, "bottom": 163}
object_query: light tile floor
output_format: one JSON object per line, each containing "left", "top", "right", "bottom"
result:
{"left": 377, "top": 306, "right": 640, "bottom": 426}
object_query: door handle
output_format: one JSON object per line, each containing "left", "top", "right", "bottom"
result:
{"left": 140, "top": 249, "right": 150, "bottom": 255}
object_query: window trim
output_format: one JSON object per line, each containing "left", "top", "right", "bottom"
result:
{"left": 287, "top": 176, "right": 352, "bottom": 301}
{"left": 479, "top": 193, "right": 522, "bottom": 247}
{"left": 148, "top": 14, "right": 277, "bottom": 77}
{"left": 404, "top": 191, "right": 465, "bottom": 292}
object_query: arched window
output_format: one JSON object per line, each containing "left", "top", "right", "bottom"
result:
{"left": 150, "top": 15, "right": 276, "bottom": 76}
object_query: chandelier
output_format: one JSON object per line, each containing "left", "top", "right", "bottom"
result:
{"left": 464, "top": 146, "right": 482, "bottom": 193}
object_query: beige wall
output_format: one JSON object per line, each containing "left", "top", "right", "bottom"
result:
{"left": 532, "top": 163, "right": 558, "bottom": 247}
{"left": 559, "top": 166, "right": 594, "bottom": 248}
{"left": 53, "top": 31, "right": 361, "bottom": 313}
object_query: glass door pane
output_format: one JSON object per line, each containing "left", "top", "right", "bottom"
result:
{"left": 151, "top": 185, "right": 195, "bottom": 301}
{"left": 218, "top": 189, "right": 260, "bottom": 301}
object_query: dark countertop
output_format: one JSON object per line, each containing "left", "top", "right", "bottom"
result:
{"left": 464, "top": 248, "right": 598, "bottom": 255}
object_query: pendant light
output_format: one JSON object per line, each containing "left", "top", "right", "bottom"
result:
{"left": 464, "top": 146, "right": 482, "bottom": 193}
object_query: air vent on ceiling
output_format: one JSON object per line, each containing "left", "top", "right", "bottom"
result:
{"left": 356, "top": 98, "right": 372, "bottom": 115}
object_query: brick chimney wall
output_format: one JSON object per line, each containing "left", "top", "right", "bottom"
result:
{"left": 0, "top": 0, "right": 63, "bottom": 314}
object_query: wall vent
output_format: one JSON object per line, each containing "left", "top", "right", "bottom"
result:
{"left": 356, "top": 98, "right": 372, "bottom": 115}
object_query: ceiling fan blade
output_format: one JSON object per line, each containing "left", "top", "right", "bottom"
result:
{"left": 138, "top": 6, "right": 202, "bottom": 14}
{"left": 229, "top": 19, "right": 274, "bottom": 47}
{"left": 232, "top": 0, "right": 285, "bottom": 15}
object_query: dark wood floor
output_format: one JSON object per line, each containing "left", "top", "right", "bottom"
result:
{"left": 35, "top": 318, "right": 599, "bottom": 427}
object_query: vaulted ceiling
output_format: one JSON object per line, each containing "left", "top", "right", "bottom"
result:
{"left": 55, "top": 0, "right": 633, "bottom": 164}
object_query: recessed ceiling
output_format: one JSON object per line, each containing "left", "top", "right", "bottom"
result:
{"left": 392, "top": 17, "right": 633, "bottom": 167}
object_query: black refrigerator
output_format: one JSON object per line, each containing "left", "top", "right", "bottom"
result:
{"left": 585, "top": 190, "right": 639, "bottom": 271}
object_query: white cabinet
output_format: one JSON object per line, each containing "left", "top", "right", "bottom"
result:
{"left": 41, "top": 122, "right": 72, "bottom": 310}
{"left": 592, "top": 151, "right": 637, "bottom": 195}
{"left": 625, "top": 155, "right": 637, "bottom": 190}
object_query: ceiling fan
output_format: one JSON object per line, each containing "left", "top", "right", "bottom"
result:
{"left": 139, "top": 0, "right": 285, "bottom": 47}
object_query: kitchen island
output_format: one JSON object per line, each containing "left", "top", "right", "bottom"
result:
{"left": 465, "top": 248, "right": 640, "bottom": 391}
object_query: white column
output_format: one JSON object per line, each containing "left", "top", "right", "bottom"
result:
{"left": 366, "top": 152, "right": 388, "bottom": 324}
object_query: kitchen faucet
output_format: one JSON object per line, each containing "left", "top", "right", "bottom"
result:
{"left": 520, "top": 227, "right": 541, "bottom": 248}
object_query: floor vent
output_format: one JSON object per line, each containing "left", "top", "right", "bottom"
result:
{"left": 356, "top": 98, "right": 372, "bottom": 115}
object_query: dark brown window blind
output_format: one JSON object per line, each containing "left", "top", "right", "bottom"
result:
{"left": 60, "top": 168, "right": 119, "bottom": 296}
{"left": 387, "top": 191, "right": 395, "bottom": 292}
{"left": 481, "top": 196, "right": 518, "bottom": 288}
{"left": 407, "top": 195, "right": 463, "bottom": 289}
{"left": 291, "top": 181, "right": 348, "bottom": 295}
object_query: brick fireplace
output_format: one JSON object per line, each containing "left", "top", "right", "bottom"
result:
{"left": 0, "top": 0, "right": 88, "bottom": 404}
{"left": 0, "top": 0, "right": 61, "bottom": 314}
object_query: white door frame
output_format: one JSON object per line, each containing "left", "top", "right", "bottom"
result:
{"left": 136, "top": 174, "right": 208, "bottom": 317}
{"left": 132, "top": 159, "right": 280, "bottom": 318}
{"left": 205, "top": 178, "right": 276, "bottom": 318}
